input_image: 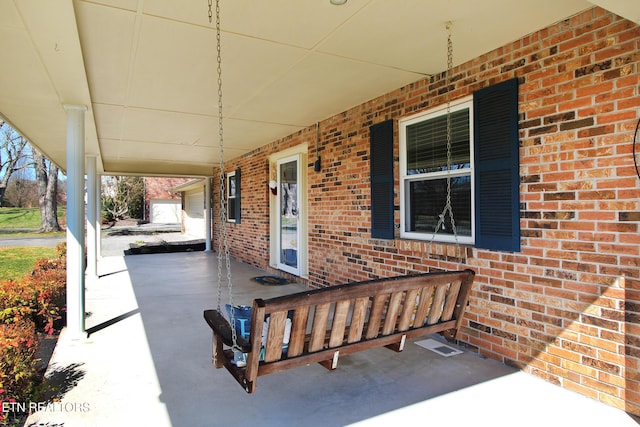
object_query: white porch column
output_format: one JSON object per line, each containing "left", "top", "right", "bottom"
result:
{"left": 95, "top": 174, "right": 102, "bottom": 260}
{"left": 205, "top": 177, "right": 212, "bottom": 252}
{"left": 86, "top": 154, "right": 98, "bottom": 279}
{"left": 64, "top": 105, "right": 87, "bottom": 339}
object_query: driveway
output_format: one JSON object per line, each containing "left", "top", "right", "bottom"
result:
{"left": 0, "top": 224, "right": 195, "bottom": 257}
{"left": 0, "top": 231, "right": 65, "bottom": 248}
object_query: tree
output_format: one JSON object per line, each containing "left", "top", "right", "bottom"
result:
{"left": 32, "top": 147, "right": 61, "bottom": 232}
{"left": 0, "top": 121, "right": 29, "bottom": 207}
{"left": 3, "top": 178, "right": 38, "bottom": 207}
{"left": 101, "top": 176, "right": 144, "bottom": 222}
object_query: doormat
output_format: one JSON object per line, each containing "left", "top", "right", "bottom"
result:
{"left": 251, "top": 276, "right": 289, "bottom": 286}
{"left": 414, "top": 338, "right": 463, "bottom": 357}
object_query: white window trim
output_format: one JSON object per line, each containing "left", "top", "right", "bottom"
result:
{"left": 399, "top": 96, "right": 475, "bottom": 244}
{"left": 227, "top": 170, "right": 236, "bottom": 223}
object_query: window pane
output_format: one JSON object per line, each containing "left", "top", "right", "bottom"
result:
{"left": 227, "top": 175, "right": 236, "bottom": 221}
{"left": 227, "top": 198, "right": 236, "bottom": 220}
{"left": 228, "top": 175, "right": 236, "bottom": 197}
{"left": 406, "top": 109, "right": 470, "bottom": 174}
{"left": 407, "top": 175, "right": 471, "bottom": 236}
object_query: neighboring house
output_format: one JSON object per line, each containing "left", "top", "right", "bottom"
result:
{"left": 213, "top": 9, "right": 640, "bottom": 415}
{"left": 171, "top": 179, "right": 207, "bottom": 238}
{"left": 143, "top": 177, "right": 189, "bottom": 224}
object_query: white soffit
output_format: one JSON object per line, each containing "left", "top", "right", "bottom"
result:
{"left": 1, "top": 0, "right": 615, "bottom": 177}
{"left": 590, "top": 0, "right": 640, "bottom": 23}
{"left": 318, "top": 0, "right": 596, "bottom": 73}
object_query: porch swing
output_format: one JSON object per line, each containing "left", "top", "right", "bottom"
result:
{"left": 203, "top": 2, "right": 475, "bottom": 393}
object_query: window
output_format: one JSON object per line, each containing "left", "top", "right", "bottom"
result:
{"left": 371, "top": 78, "right": 520, "bottom": 251}
{"left": 400, "top": 98, "right": 474, "bottom": 244}
{"left": 227, "top": 172, "right": 236, "bottom": 222}
{"left": 397, "top": 78, "right": 520, "bottom": 251}
{"left": 226, "top": 168, "right": 241, "bottom": 223}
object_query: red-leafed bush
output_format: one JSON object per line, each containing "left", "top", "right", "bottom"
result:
{"left": 0, "top": 320, "right": 38, "bottom": 401}
{"left": 0, "top": 242, "right": 66, "bottom": 420}
{"left": 25, "top": 246, "right": 66, "bottom": 334}
{"left": 0, "top": 280, "right": 35, "bottom": 326}
{"left": 0, "top": 246, "right": 66, "bottom": 335}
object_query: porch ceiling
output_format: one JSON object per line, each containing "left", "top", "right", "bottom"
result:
{"left": 0, "top": 0, "right": 635, "bottom": 177}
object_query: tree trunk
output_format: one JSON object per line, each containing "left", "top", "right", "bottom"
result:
{"left": 44, "top": 163, "right": 60, "bottom": 231}
{"left": 33, "top": 149, "right": 61, "bottom": 232}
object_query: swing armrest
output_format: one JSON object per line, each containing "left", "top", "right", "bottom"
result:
{"left": 203, "top": 309, "right": 252, "bottom": 353}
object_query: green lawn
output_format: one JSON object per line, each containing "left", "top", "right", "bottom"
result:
{"left": 0, "top": 208, "right": 64, "bottom": 279}
{"left": 0, "top": 246, "right": 57, "bottom": 281}
{"left": 0, "top": 207, "right": 42, "bottom": 228}
{"left": 0, "top": 207, "right": 65, "bottom": 231}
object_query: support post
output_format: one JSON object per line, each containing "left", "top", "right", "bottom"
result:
{"left": 95, "top": 174, "right": 102, "bottom": 260}
{"left": 86, "top": 154, "right": 98, "bottom": 280}
{"left": 64, "top": 105, "right": 87, "bottom": 339}
{"left": 205, "top": 177, "right": 212, "bottom": 252}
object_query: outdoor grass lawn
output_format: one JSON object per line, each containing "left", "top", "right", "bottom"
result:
{"left": 0, "top": 246, "right": 57, "bottom": 281}
{"left": 0, "top": 207, "right": 41, "bottom": 228}
{"left": 0, "top": 206, "right": 65, "bottom": 229}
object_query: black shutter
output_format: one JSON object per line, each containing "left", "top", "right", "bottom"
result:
{"left": 473, "top": 78, "right": 520, "bottom": 252}
{"left": 370, "top": 119, "right": 395, "bottom": 239}
{"left": 235, "top": 167, "right": 241, "bottom": 224}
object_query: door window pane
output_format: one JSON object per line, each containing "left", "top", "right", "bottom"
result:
{"left": 280, "top": 160, "right": 298, "bottom": 269}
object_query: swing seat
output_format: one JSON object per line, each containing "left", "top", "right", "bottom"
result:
{"left": 203, "top": 269, "right": 475, "bottom": 393}
{"left": 203, "top": 310, "right": 252, "bottom": 353}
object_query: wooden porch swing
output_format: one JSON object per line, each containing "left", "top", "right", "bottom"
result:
{"left": 203, "top": 2, "right": 475, "bottom": 393}
{"left": 204, "top": 269, "right": 475, "bottom": 393}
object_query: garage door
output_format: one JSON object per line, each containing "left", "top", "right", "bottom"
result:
{"left": 185, "top": 193, "right": 205, "bottom": 237}
{"left": 150, "top": 200, "right": 181, "bottom": 223}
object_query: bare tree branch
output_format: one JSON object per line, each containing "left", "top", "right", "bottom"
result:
{"left": 0, "top": 124, "right": 29, "bottom": 207}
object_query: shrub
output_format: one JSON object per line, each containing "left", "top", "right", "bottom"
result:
{"left": 26, "top": 245, "right": 66, "bottom": 334}
{"left": 0, "top": 320, "right": 38, "bottom": 401}
{"left": 0, "top": 244, "right": 66, "bottom": 335}
{"left": 0, "top": 320, "right": 39, "bottom": 425}
{"left": 0, "top": 242, "right": 66, "bottom": 417}
{"left": 0, "top": 280, "right": 35, "bottom": 326}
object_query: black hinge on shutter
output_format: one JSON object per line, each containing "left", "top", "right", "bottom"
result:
{"left": 235, "top": 167, "right": 241, "bottom": 224}
{"left": 370, "top": 119, "right": 395, "bottom": 239}
{"left": 473, "top": 78, "right": 520, "bottom": 252}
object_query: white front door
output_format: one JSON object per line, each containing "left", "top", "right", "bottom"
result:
{"left": 277, "top": 155, "right": 300, "bottom": 275}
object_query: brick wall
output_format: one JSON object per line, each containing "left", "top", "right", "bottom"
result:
{"left": 215, "top": 7, "right": 640, "bottom": 414}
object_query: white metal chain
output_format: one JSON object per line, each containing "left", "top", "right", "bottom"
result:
{"left": 432, "top": 22, "right": 460, "bottom": 249}
{"left": 209, "top": 0, "right": 239, "bottom": 350}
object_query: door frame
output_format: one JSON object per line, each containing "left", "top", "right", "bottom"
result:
{"left": 269, "top": 144, "right": 308, "bottom": 278}
{"left": 276, "top": 154, "right": 301, "bottom": 275}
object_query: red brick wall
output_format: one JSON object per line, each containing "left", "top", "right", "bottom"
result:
{"left": 215, "top": 8, "right": 640, "bottom": 414}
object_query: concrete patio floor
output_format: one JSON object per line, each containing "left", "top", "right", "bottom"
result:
{"left": 25, "top": 250, "right": 639, "bottom": 427}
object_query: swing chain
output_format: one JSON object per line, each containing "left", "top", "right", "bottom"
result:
{"left": 445, "top": 22, "right": 458, "bottom": 241}
{"left": 210, "top": 0, "right": 239, "bottom": 351}
{"left": 432, "top": 22, "right": 459, "bottom": 249}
